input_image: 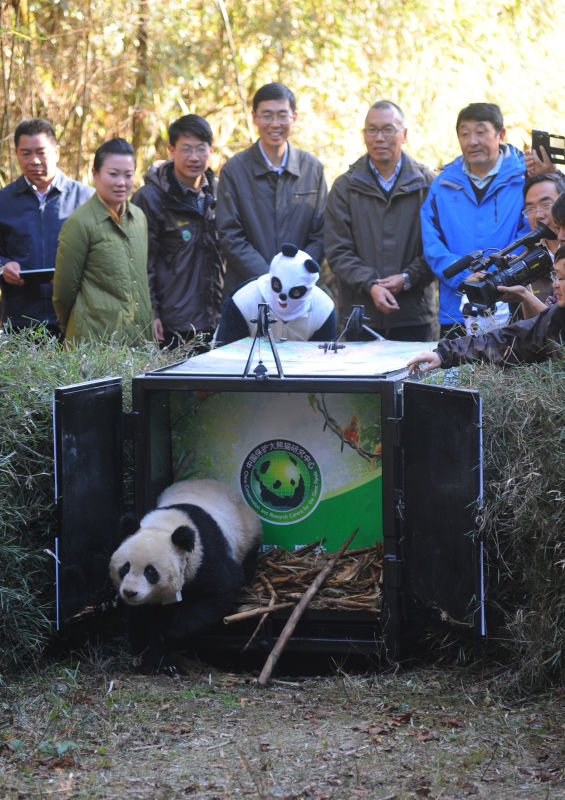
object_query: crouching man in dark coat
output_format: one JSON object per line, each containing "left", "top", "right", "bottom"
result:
{"left": 407, "top": 246, "right": 565, "bottom": 374}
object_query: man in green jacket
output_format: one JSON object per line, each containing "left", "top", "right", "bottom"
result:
{"left": 325, "top": 101, "right": 436, "bottom": 341}
{"left": 216, "top": 82, "right": 327, "bottom": 297}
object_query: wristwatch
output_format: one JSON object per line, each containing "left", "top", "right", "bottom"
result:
{"left": 402, "top": 272, "right": 412, "bottom": 291}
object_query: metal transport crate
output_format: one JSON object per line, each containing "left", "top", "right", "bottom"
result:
{"left": 53, "top": 337, "right": 483, "bottom": 660}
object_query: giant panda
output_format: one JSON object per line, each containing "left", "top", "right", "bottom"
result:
{"left": 109, "top": 478, "right": 263, "bottom": 674}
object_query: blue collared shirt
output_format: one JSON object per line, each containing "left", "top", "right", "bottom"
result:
{"left": 369, "top": 153, "right": 403, "bottom": 193}
{"left": 258, "top": 140, "right": 289, "bottom": 175}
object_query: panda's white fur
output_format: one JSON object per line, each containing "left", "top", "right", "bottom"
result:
{"left": 109, "top": 478, "right": 262, "bottom": 607}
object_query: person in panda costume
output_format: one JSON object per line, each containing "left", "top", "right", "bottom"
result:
{"left": 214, "top": 242, "right": 337, "bottom": 345}
{"left": 109, "top": 478, "right": 263, "bottom": 675}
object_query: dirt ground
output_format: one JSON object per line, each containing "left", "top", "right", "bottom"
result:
{"left": 1, "top": 646, "right": 564, "bottom": 800}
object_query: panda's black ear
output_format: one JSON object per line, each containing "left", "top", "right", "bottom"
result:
{"left": 281, "top": 243, "right": 298, "bottom": 257}
{"left": 171, "top": 525, "right": 196, "bottom": 552}
{"left": 304, "top": 258, "right": 319, "bottom": 274}
{"left": 119, "top": 513, "right": 140, "bottom": 541}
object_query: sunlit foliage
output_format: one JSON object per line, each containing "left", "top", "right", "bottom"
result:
{"left": 0, "top": 1, "right": 561, "bottom": 190}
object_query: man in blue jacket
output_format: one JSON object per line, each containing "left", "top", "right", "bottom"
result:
{"left": 420, "top": 103, "right": 527, "bottom": 338}
{"left": 0, "top": 118, "right": 93, "bottom": 334}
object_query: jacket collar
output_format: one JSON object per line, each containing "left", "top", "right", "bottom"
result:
{"left": 350, "top": 152, "right": 428, "bottom": 196}
{"left": 92, "top": 191, "right": 134, "bottom": 222}
{"left": 251, "top": 140, "right": 300, "bottom": 177}
{"left": 14, "top": 168, "right": 70, "bottom": 196}
{"left": 439, "top": 143, "right": 524, "bottom": 190}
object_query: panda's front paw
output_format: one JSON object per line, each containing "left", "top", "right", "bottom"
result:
{"left": 135, "top": 649, "right": 178, "bottom": 676}
{"left": 160, "top": 662, "right": 179, "bottom": 678}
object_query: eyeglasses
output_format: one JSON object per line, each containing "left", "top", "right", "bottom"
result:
{"left": 178, "top": 146, "right": 209, "bottom": 156}
{"left": 363, "top": 126, "right": 402, "bottom": 139}
{"left": 522, "top": 200, "right": 555, "bottom": 217}
{"left": 550, "top": 270, "right": 565, "bottom": 283}
{"left": 255, "top": 112, "right": 292, "bottom": 123}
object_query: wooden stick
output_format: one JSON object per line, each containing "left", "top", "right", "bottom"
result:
{"left": 223, "top": 602, "right": 295, "bottom": 624}
{"left": 257, "top": 528, "right": 359, "bottom": 687}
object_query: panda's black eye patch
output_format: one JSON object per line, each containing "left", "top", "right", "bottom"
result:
{"left": 144, "top": 565, "right": 159, "bottom": 585}
{"left": 289, "top": 285, "right": 307, "bottom": 299}
{"left": 118, "top": 562, "right": 130, "bottom": 579}
{"left": 271, "top": 277, "right": 282, "bottom": 293}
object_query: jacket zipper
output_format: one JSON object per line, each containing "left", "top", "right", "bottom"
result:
{"left": 39, "top": 194, "right": 46, "bottom": 267}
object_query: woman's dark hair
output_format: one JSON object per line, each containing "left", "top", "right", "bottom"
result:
{"left": 93, "top": 138, "right": 135, "bottom": 172}
{"left": 553, "top": 244, "right": 565, "bottom": 263}
{"left": 168, "top": 114, "right": 213, "bottom": 147}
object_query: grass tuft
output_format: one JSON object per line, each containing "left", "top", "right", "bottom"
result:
{"left": 0, "top": 327, "right": 183, "bottom": 677}
{"left": 427, "top": 354, "right": 565, "bottom": 692}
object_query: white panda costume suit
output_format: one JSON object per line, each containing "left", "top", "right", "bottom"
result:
{"left": 215, "top": 243, "right": 337, "bottom": 345}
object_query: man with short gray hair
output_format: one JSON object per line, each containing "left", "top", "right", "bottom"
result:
{"left": 324, "top": 100, "right": 436, "bottom": 341}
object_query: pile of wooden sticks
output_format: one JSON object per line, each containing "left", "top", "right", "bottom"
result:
{"left": 226, "top": 539, "right": 383, "bottom": 626}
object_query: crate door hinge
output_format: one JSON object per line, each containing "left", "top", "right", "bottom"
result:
{"left": 384, "top": 554, "right": 403, "bottom": 590}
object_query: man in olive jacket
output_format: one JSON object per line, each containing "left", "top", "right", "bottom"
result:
{"left": 216, "top": 82, "right": 327, "bottom": 297}
{"left": 325, "top": 101, "right": 436, "bottom": 341}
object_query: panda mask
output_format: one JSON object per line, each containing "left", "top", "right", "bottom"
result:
{"left": 257, "top": 243, "right": 320, "bottom": 322}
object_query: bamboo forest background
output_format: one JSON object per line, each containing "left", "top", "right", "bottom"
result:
{"left": 0, "top": 0, "right": 562, "bottom": 187}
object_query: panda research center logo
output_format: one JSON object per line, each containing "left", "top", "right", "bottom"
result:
{"left": 240, "top": 440, "right": 322, "bottom": 524}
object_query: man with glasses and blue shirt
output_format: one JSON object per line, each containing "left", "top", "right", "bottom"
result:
{"left": 324, "top": 100, "right": 436, "bottom": 341}
{"left": 497, "top": 173, "right": 565, "bottom": 319}
{"left": 216, "top": 82, "right": 327, "bottom": 297}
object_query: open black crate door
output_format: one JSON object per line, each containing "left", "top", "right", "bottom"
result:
{"left": 53, "top": 378, "right": 123, "bottom": 628}
{"left": 402, "top": 381, "right": 484, "bottom": 635}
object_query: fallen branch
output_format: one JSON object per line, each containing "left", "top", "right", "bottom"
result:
{"left": 257, "top": 528, "right": 359, "bottom": 687}
{"left": 223, "top": 602, "right": 295, "bottom": 624}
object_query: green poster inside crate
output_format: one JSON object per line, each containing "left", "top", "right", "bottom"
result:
{"left": 170, "top": 391, "right": 382, "bottom": 552}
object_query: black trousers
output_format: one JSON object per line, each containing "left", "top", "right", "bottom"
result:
{"left": 357, "top": 322, "right": 435, "bottom": 342}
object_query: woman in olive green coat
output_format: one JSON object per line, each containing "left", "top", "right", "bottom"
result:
{"left": 53, "top": 138, "right": 153, "bottom": 345}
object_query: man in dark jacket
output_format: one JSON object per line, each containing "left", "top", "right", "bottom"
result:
{"left": 407, "top": 246, "right": 565, "bottom": 373}
{"left": 0, "top": 118, "right": 93, "bottom": 333}
{"left": 216, "top": 82, "right": 327, "bottom": 297}
{"left": 132, "top": 114, "right": 224, "bottom": 349}
{"left": 324, "top": 101, "right": 436, "bottom": 341}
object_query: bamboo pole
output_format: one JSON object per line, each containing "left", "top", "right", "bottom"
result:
{"left": 257, "top": 528, "right": 359, "bottom": 687}
{"left": 223, "top": 601, "right": 295, "bottom": 624}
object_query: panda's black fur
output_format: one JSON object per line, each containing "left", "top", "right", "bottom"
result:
{"left": 109, "top": 479, "right": 263, "bottom": 674}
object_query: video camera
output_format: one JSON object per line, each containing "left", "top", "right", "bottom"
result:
{"left": 442, "top": 225, "right": 556, "bottom": 310}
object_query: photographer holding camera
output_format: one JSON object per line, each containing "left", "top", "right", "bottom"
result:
{"left": 498, "top": 174, "right": 565, "bottom": 318}
{"left": 407, "top": 244, "right": 565, "bottom": 374}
